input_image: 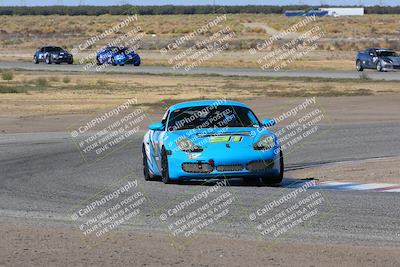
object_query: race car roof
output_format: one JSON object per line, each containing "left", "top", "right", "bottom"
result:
{"left": 168, "top": 100, "right": 250, "bottom": 112}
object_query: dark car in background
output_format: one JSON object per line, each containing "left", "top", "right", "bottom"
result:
{"left": 96, "top": 46, "right": 141, "bottom": 66}
{"left": 33, "top": 46, "right": 73, "bottom": 64}
{"left": 356, "top": 48, "right": 400, "bottom": 72}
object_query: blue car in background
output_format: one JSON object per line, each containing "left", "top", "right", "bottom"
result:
{"left": 142, "top": 100, "right": 284, "bottom": 185}
{"left": 96, "top": 46, "right": 141, "bottom": 66}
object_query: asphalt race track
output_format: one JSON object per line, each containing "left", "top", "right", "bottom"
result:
{"left": 1, "top": 121, "right": 400, "bottom": 246}
{"left": 2, "top": 61, "right": 400, "bottom": 80}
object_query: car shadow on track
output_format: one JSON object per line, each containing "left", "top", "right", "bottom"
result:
{"left": 148, "top": 177, "right": 318, "bottom": 188}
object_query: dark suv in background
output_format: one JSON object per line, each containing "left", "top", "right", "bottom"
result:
{"left": 33, "top": 46, "right": 73, "bottom": 64}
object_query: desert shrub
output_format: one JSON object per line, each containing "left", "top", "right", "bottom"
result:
{"left": 1, "top": 70, "right": 13, "bottom": 81}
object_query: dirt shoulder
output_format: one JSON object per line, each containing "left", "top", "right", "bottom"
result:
{"left": 287, "top": 156, "right": 400, "bottom": 184}
{"left": 1, "top": 222, "right": 399, "bottom": 267}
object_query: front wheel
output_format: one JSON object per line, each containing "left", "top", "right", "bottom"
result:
{"left": 356, "top": 60, "right": 363, "bottom": 71}
{"left": 33, "top": 56, "right": 39, "bottom": 64}
{"left": 142, "top": 145, "right": 152, "bottom": 181}
{"left": 161, "top": 148, "right": 173, "bottom": 184}
{"left": 262, "top": 151, "right": 284, "bottom": 185}
{"left": 45, "top": 56, "right": 52, "bottom": 64}
{"left": 376, "top": 61, "right": 383, "bottom": 72}
{"left": 111, "top": 57, "right": 117, "bottom": 66}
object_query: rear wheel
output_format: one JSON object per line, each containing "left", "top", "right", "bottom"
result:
{"left": 262, "top": 151, "right": 284, "bottom": 185}
{"left": 161, "top": 148, "right": 173, "bottom": 184}
{"left": 45, "top": 56, "right": 52, "bottom": 64}
{"left": 33, "top": 55, "right": 39, "bottom": 64}
{"left": 356, "top": 60, "right": 363, "bottom": 71}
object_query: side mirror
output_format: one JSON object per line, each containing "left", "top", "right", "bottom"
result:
{"left": 148, "top": 122, "right": 164, "bottom": 131}
{"left": 261, "top": 118, "right": 276, "bottom": 127}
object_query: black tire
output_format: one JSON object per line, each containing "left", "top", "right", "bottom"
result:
{"left": 142, "top": 145, "right": 152, "bottom": 181}
{"left": 262, "top": 151, "right": 284, "bottom": 185}
{"left": 376, "top": 61, "right": 383, "bottom": 72}
{"left": 55, "top": 62, "right": 60, "bottom": 65}
{"left": 45, "top": 56, "right": 52, "bottom": 64}
{"left": 96, "top": 57, "right": 102, "bottom": 65}
{"left": 119, "top": 63, "right": 125, "bottom": 66}
{"left": 68, "top": 59, "right": 73, "bottom": 65}
{"left": 161, "top": 148, "right": 173, "bottom": 184}
{"left": 33, "top": 55, "right": 39, "bottom": 64}
{"left": 356, "top": 60, "right": 363, "bottom": 71}
{"left": 133, "top": 60, "right": 141, "bottom": 66}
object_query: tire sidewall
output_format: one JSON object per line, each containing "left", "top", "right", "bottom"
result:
{"left": 356, "top": 60, "right": 363, "bottom": 71}
{"left": 142, "top": 146, "right": 151, "bottom": 181}
{"left": 377, "top": 61, "right": 382, "bottom": 72}
{"left": 161, "top": 149, "right": 172, "bottom": 184}
{"left": 262, "top": 150, "right": 284, "bottom": 185}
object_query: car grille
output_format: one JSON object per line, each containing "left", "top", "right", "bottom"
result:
{"left": 246, "top": 160, "right": 274, "bottom": 172}
{"left": 182, "top": 163, "right": 213, "bottom": 173}
{"left": 216, "top": 164, "right": 244, "bottom": 172}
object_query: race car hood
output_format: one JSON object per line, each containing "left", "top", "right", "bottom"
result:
{"left": 165, "top": 127, "right": 278, "bottom": 150}
{"left": 49, "top": 51, "right": 72, "bottom": 56}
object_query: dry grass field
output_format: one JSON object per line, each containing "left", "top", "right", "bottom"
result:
{"left": 0, "top": 69, "right": 398, "bottom": 116}
{"left": 0, "top": 14, "right": 399, "bottom": 70}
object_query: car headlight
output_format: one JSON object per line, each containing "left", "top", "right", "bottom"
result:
{"left": 253, "top": 135, "right": 275, "bottom": 150}
{"left": 176, "top": 138, "right": 203, "bottom": 152}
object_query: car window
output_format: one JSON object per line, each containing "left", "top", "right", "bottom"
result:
{"left": 376, "top": 50, "right": 397, "bottom": 57}
{"left": 161, "top": 109, "right": 169, "bottom": 125}
{"left": 167, "top": 105, "right": 260, "bottom": 131}
{"left": 46, "top": 47, "right": 64, "bottom": 52}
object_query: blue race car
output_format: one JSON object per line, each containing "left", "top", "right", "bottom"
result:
{"left": 96, "top": 46, "right": 141, "bottom": 66}
{"left": 142, "top": 100, "right": 284, "bottom": 185}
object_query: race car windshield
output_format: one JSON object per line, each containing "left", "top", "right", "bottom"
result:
{"left": 376, "top": 50, "right": 397, "bottom": 57}
{"left": 46, "top": 47, "right": 64, "bottom": 52}
{"left": 167, "top": 105, "right": 260, "bottom": 131}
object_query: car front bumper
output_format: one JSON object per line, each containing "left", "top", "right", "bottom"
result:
{"left": 167, "top": 148, "right": 281, "bottom": 180}
{"left": 53, "top": 57, "right": 73, "bottom": 63}
{"left": 382, "top": 62, "right": 400, "bottom": 71}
